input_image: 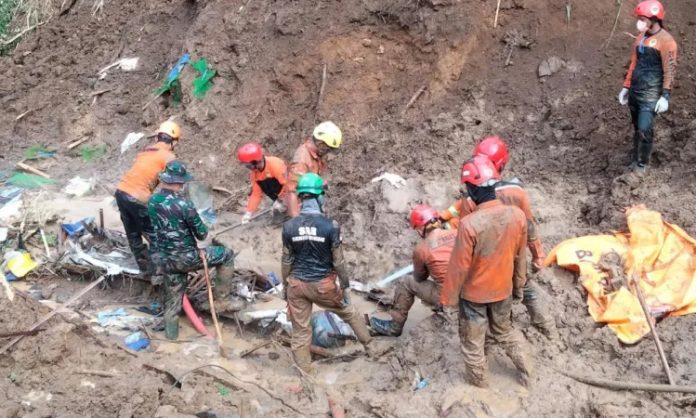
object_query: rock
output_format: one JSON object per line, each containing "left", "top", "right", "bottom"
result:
{"left": 538, "top": 56, "right": 565, "bottom": 77}
{"left": 361, "top": 38, "right": 372, "bottom": 47}
{"left": 587, "top": 183, "right": 600, "bottom": 194}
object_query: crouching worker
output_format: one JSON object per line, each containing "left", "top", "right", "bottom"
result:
{"left": 370, "top": 204, "right": 456, "bottom": 336}
{"left": 148, "top": 160, "right": 235, "bottom": 340}
{"left": 281, "top": 173, "right": 385, "bottom": 374}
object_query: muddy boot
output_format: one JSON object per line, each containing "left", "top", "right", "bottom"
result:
{"left": 164, "top": 317, "right": 179, "bottom": 340}
{"left": 368, "top": 316, "right": 403, "bottom": 337}
{"left": 465, "top": 365, "right": 489, "bottom": 388}
{"left": 523, "top": 284, "right": 557, "bottom": 340}
{"left": 292, "top": 348, "right": 316, "bottom": 375}
{"left": 504, "top": 344, "right": 532, "bottom": 388}
{"left": 363, "top": 338, "right": 393, "bottom": 358}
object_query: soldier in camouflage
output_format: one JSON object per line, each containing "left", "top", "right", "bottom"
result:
{"left": 148, "top": 160, "right": 235, "bottom": 340}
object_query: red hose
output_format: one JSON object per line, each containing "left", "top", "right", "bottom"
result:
{"left": 182, "top": 294, "right": 213, "bottom": 338}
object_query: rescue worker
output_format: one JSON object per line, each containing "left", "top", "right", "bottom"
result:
{"left": 236, "top": 142, "right": 288, "bottom": 223}
{"left": 369, "top": 204, "right": 457, "bottom": 337}
{"left": 617, "top": 0, "right": 677, "bottom": 173}
{"left": 439, "top": 136, "right": 556, "bottom": 337}
{"left": 148, "top": 160, "right": 235, "bottom": 340}
{"left": 286, "top": 122, "right": 342, "bottom": 217}
{"left": 281, "top": 173, "right": 383, "bottom": 374}
{"left": 442, "top": 155, "right": 530, "bottom": 388}
{"left": 115, "top": 121, "right": 179, "bottom": 277}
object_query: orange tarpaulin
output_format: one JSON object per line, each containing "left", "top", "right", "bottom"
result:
{"left": 545, "top": 205, "right": 696, "bottom": 344}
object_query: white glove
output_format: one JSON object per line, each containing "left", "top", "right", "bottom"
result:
{"left": 241, "top": 211, "right": 253, "bottom": 224}
{"left": 272, "top": 200, "right": 287, "bottom": 213}
{"left": 371, "top": 172, "right": 407, "bottom": 188}
{"left": 617, "top": 88, "right": 629, "bottom": 106}
{"left": 654, "top": 96, "right": 669, "bottom": 114}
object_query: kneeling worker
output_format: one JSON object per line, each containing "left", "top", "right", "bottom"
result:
{"left": 370, "top": 204, "right": 456, "bottom": 336}
{"left": 281, "top": 173, "right": 382, "bottom": 374}
{"left": 236, "top": 142, "right": 288, "bottom": 223}
{"left": 148, "top": 160, "right": 235, "bottom": 340}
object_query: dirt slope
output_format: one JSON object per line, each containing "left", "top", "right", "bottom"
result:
{"left": 2, "top": 0, "right": 696, "bottom": 416}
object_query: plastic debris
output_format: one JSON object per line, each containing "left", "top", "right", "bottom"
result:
{"left": 2, "top": 251, "right": 38, "bottom": 279}
{"left": 186, "top": 181, "right": 217, "bottom": 225}
{"left": 62, "top": 176, "right": 95, "bottom": 197}
{"left": 79, "top": 144, "right": 107, "bottom": 162}
{"left": 98, "top": 57, "right": 140, "bottom": 79}
{"left": 216, "top": 384, "right": 230, "bottom": 397}
{"left": 120, "top": 132, "right": 145, "bottom": 154}
{"left": 311, "top": 311, "right": 356, "bottom": 348}
{"left": 65, "top": 242, "right": 139, "bottom": 276}
{"left": 23, "top": 145, "right": 55, "bottom": 160}
{"left": 0, "top": 186, "right": 23, "bottom": 222}
{"left": 124, "top": 331, "right": 150, "bottom": 351}
{"left": 191, "top": 58, "right": 217, "bottom": 99}
{"left": 154, "top": 53, "right": 190, "bottom": 104}
{"left": 61, "top": 217, "right": 95, "bottom": 237}
{"left": 371, "top": 172, "right": 407, "bottom": 188}
{"left": 414, "top": 377, "right": 429, "bottom": 391}
{"left": 7, "top": 172, "right": 55, "bottom": 188}
{"left": 0, "top": 228, "right": 7, "bottom": 242}
{"left": 265, "top": 272, "right": 280, "bottom": 290}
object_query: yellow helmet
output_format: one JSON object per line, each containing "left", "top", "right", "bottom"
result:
{"left": 312, "top": 121, "right": 342, "bottom": 149}
{"left": 157, "top": 120, "right": 181, "bottom": 140}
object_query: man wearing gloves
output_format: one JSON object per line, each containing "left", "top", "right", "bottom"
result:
{"left": 281, "top": 173, "right": 385, "bottom": 374}
{"left": 617, "top": 0, "right": 677, "bottom": 173}
{"left": 236, "top": 142, "right": 288, "bottom": 224}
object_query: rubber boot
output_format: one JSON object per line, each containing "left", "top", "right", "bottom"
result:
{"left": 465, "top": 365, "right": 489, "bottom": 388}
{"left": 292, "top": 348, "right": 316, "bottom": 375}
{"left": 369, "top": 316, "right": 402, "bottom": 337}
{"left": 504, "top": 344, "right": 532, "bottom": 388}
{"left": 522, "top": 284, "right": 557, "bottom": 340}
{"left": 164, "top": 317, "right": 179, "bottom": 340}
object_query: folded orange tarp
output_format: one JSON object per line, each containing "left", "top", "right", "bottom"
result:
{"left": 545, "top": 205, "right": 696, "bottom": 344}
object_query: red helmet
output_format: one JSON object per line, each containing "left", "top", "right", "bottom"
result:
{"left": 634, "top": 0, "right": 664, "bottom": 20}
{"left": 409, "top": 204, "right": 439, "bottom": 229}
{"left": 461, "top": 155, "right": 501, "bottom": 186}
{"left": 473, "top": 136, "right": 510, "bottom": 172}
{"left": 237, "top": 143, "right": 264, "bottom": 164}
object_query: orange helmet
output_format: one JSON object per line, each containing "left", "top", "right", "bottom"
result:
{"left": 473, "top": 136, "right": 509, "bottom": 172}
{"left": 237, "top": 143, "right": 264, "bottom": 164}
{"left": 460, "top": 155, "right": 500, "bottom": 187}
{"left": 409, "top": 204, "right": 439, "bottom": 229}
{"left": 634, "top": 0, "right": 665, "bottom": 20}
{"left": 157, "top": 120, "right": 181, "bottom": 141}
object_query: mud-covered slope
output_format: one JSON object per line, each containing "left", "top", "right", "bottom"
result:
{"left": 2, "top": 0, "right": 696, "bottom": 416}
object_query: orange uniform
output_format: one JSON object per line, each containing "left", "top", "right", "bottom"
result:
{"left": 246, "top": 156, "right": 288, "bottom": 213}
{"left": 441, "top": 200, "right": 527, "bottom": 305}
{"left": 117, "top": 142, "right": 175, "bottom": 203}
{"left": 623, "top": 29, "right": 677, "bottom": 93}
{"left": 413, "top": 228, "right": 457, "bottom": 285}
{"left": 440, "top": 180, "right": 542, "bottom": 259}
{"left": 287, "top": 139, "right": 326, "bottom": 192}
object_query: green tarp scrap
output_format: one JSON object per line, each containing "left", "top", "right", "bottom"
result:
{"left": 23, "top": 145, "right": 55, "bottom": 160}
{"left": 79, "top": 144, "right": 107, "bottom": 162}
{"left": 191, "top": 58, "right": 217, "bottom": 99}
{"left": 7, "top": 172, "right": 55, "bottom": 188}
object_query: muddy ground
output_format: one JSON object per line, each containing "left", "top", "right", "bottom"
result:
{"left": 2, "top": 0, "right": 696, "bottom": 416}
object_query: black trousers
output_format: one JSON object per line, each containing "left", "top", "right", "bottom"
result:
{"left": 628, "top": 89, "right": 660, "bottom": 166}
{"left": 115, "top": 190, "right": 154, "bottom": 274}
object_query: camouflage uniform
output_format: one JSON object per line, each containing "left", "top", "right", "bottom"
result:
{"left": 148, "top": 188, "right": 234, "bottom": 340}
